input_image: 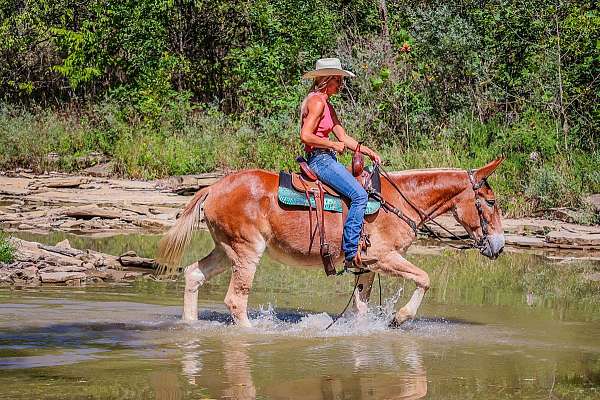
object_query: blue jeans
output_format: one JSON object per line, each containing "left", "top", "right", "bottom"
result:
{"left": 307, "top": 150, "right": 368, "bottom": 261}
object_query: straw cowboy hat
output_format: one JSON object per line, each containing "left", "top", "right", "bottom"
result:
{"left": 302, "top": 57, "right": 356, "bottom": 79}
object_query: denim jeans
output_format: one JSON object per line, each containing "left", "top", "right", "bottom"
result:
{"left": 307, "top": 150, "right": 368, "bottom": 261}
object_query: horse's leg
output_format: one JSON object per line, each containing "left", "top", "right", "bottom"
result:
{"left": 375, "top": 253, "right": 430, "bottom": 326}
{"left": 183, "top": 246, "right": 229, "bottom": 321}
{"left": 222, "top": 240, "right": 265, "bottom": 327}
{"left": 351, "top": 272, "right": 376, "bottom": 316}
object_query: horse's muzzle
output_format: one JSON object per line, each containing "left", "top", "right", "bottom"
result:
{"left": 480, "top": 233, "right": 505, "bottom": 260}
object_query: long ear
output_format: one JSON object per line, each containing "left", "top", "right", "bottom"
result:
{"left": 474, "top": 156, "right": 506, "bottom": 182}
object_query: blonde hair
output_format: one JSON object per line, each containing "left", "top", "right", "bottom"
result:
{"left": 309, "top": 75, "right": 336, "bottom": 93}
{"left": 301, "top": 75, "right": 337, "bottom": 119}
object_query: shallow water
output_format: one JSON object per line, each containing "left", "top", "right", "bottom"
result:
{"left": 2, "top": 232, "right": 600, "bottom": 399}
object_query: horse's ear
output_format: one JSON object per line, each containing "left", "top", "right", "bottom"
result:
{"left": 474, "top": 156, "right": 506, "bottom": 182}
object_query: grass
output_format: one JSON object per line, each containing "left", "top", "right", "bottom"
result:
{"left": 0, "top": 103, "right": 598, "bottom": 221}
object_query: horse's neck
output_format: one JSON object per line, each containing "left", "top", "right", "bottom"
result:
{"left": 389, "top": 169, "right": 468, "bottom": 223}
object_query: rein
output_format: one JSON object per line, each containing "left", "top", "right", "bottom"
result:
{"left": 373, "top": 164, "right": 488, "bottom": 251}
{"left": 325, "top": 162, "right": 491, "bottom": 331}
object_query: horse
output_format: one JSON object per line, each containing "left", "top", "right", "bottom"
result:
{"left": 157, "top": 157, "right": 505, "bottom": 327}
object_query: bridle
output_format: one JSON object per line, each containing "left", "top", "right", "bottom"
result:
{"left": 371, "top": 164, "right": 493, "bottom": 251}
{"left": 467, "top": 169, "right": 491, "bottom": 241}
{"left": 326, "top": 164, "right": 495, "bottom": 330}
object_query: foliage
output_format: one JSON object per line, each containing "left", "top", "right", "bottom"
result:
{"left": 0, "top": 232, "right": 15, "bottom": 264}
{"left": 0, "top": 0, "right": 598, "bottom": 215}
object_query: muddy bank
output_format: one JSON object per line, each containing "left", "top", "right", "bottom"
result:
{"left": 0, "top": 237, "right": 156, "bottom": 287}
{"left": 0, "top": 170, "right": 599, "bottom": 259}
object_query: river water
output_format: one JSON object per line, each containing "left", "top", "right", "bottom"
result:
{"left": 1, "top": 232, "right": 599, "bottom": 399}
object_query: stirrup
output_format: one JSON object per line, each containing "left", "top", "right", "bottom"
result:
{"left": 338, "top": 259, "right": 371, "bottom": 276}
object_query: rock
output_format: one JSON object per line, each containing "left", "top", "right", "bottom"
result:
{"left": 118, "top": 255, "right": 156, "bottom": 269}
{"left": 32, "top": 177, "right": 89, "bottom": 188}
{"left": 40, "top": 271, "right": 87, "bottom": 283}
{"left": 0, "top": 270, "right": 12, "bottom": 283}
{"left": 586, "top": 194, "right": 600, "bottom": 213}
{"left": 160, "top": 173, "right": 222, "bottom": 195}
{"left": 63, "top": 204, "right": 123, "bottom": 220}
{"left": 104, "top": 269, "right": 127, "bottom": 281}
{"left": 65, "top": 278, "right": 82, "bottom": 287}
{"left": 124, "top": 271, "right": 143, "bottom": 279}
{"left": 82, "top": 262, "right": 95, "bottom": 270}
{"left": 82, "top": 162, "right": 114, "bottom": 178}
{"left": 122, "top": 204, "right": 149, "bottom": 215}
{"left": 546, "top": 230, "right": 600, "bottom": 247}
{"left": 504, "top": 235, "right": 547, "bottom": 248}
{"left": 38, "top": 243, "right": 84, "bottom": 258}
{"left": 86, "top": 270, "right": 108, "bottom": 280}
{"left": 87, "top": 276, "right": 105, "bottom": 284}
{"left": 21, "top": 266, "right": 39, "bottom": 280}
{"left": 39, "top": 265, "right": 88, "bottom": 273}
{"left": 56, "top": 239, "right": 72, "bottom": 248}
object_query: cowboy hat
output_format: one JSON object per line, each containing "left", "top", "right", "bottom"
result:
{"left": 302, "top": 57, "right": 356, "bottom": 79}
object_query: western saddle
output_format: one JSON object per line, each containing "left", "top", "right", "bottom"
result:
{"left": 292, "top": 147, "right": 376, "bottom": 276}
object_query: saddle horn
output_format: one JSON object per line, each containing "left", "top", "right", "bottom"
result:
{"left": 352, "top": 143, "right": 365, "bottom": 177}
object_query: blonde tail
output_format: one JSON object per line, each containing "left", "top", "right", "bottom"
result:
{"left": 156, "top": 187, "right": 210, "bottom": 276}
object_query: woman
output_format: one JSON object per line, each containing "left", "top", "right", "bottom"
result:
{"left": 300, "top": 57, "right": 382, "bottom": 268}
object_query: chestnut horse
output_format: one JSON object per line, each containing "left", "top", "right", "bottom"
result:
{"left": 157, "top": 158, "right": 505, "bottom": 327}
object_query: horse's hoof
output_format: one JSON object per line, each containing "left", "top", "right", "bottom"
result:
{"left": 388, "top": 318, "right": 402, "bottom": 329}
{"left": 388, "top": 316, "right": 410, "bottom": 328}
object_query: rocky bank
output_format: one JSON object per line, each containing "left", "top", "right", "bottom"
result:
{"left": 0, "top": 169, "right": 599, "bottom": 287}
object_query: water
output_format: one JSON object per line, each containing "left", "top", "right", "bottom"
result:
{"left": 1, "top": 232, "right": 599, "bottom": 399}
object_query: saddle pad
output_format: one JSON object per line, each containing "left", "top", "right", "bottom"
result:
{"left": 278, "top": 172, "right": 381, "bottom": 215}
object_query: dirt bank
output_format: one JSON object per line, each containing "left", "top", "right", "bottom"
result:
{"left": 1, "top": 170, "right": 599, "bottom": 261}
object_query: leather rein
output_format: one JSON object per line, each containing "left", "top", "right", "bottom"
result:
{"left": 369, "top": 164, "right": 491, "bottom": 251}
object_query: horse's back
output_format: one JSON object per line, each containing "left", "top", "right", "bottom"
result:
{"left": 202, "top": 169, "right": 279, "bottom": 237}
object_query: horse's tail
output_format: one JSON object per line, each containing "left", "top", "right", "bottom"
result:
{"left": 156, "top": 186, "right": 211, "bottom": 276}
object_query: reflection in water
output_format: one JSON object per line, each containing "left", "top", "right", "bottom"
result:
{"left": 179, "top": 333, "right": 427, "bottom": 400}
{"left": 0, "top": 242, "right": 599, "bottom": 399}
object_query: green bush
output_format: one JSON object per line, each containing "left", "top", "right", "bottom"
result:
{"left": 0, "top": 232, "right": 15, "bottom": 264}
{"left": 525, "top": 164, "right": 582, "bottom": 210}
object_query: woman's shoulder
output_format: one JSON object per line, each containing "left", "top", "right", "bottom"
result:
{"left": 304, "top": 92, "right": 326, "bottom": 112}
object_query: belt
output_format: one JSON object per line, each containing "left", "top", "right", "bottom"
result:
{"left": 307, "top": 148, "right": 335, "bottom": 157}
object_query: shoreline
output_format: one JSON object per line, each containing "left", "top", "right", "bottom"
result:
{"left": 1, "top": 169, "right": 599, "bottom": 263}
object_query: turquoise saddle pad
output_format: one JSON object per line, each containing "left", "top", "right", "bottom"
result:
{"left": 277, "top": 172, "right": 381, "bottom": 215}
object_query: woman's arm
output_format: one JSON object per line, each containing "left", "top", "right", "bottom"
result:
{"left": 331, "top": 108, "right": 382, "bottom": 163}
{"left": 300, "top": 97, "right": 345, "bottom": 153}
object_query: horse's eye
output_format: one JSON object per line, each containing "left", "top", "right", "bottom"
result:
{"left": 486, "top": 199, "right": 496, "bottom": 207}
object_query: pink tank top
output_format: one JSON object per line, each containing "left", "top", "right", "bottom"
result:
{"left": 301, "top": 92, "right": 335, "bottom": 152}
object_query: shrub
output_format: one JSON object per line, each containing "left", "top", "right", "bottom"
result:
{"left": 0, "top": 233, "right": 15, "bottom": 264}
{"left": 525, "top": 164, "right": 582, "bottom": 210}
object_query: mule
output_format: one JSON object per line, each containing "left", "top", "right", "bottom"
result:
{"left": 157, "top": 157, "right": 505, "bottom": 327}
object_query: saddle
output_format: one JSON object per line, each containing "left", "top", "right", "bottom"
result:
{"left": 278, "top": 150, "right": 380, "bottom": 276}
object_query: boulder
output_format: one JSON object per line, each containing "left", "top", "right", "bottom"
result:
{"left": 40, "top": 271, "right": 87, "bottom": 283}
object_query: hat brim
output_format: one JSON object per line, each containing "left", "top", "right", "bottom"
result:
{"left": 302, "top": 68, "right": 356, "bottom": 79}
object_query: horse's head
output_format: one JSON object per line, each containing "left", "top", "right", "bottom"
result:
{"left": 451, "top": 157, "right": 505, "bottom": 259}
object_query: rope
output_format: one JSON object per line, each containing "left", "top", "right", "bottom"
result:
{"left": 375, "top": 163, "right": 477, "bottom": 250}
{"left": 324, "top": 278, "right": 359, "bottom": 330}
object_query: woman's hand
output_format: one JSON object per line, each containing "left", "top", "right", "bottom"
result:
{"left": 331, "top": 141, "right": 345, "bottom": 154}
{"left": 363, "top": 147, "right": 382, "bottom": 164}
